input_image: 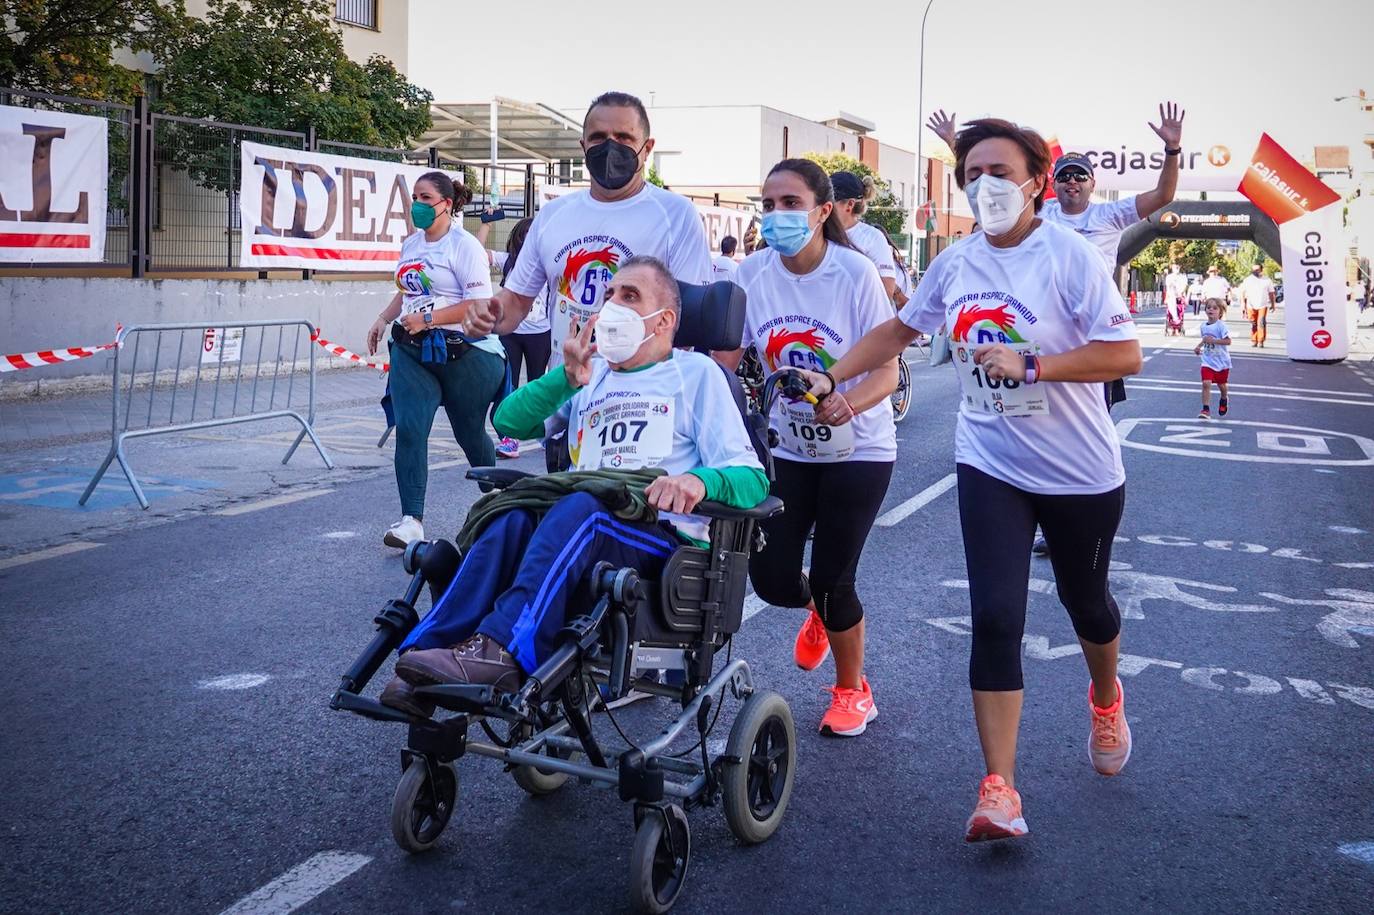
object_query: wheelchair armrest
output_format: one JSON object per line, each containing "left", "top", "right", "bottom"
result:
{"left": 466, "top": 467, "right": 535, "bottom": 491}
{"left": 691, "top": 495, "right": 784, "bottom": 522}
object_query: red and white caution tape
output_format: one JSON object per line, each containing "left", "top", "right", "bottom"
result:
{"left": 310, "top": 331, "right": 389, "bottom": 373}
{"left": 1, "top": 326, "right": 122, "bottom": 373}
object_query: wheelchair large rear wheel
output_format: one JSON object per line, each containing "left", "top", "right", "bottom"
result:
{"left": 629, "top": 804, "right": 691, "bottom": 914}
{"left": 721, "top": 690, "right": 796, "bottom": 845}
{"left": 390, "top": 758, "right": 457, "bottom": 853}
{"left": 891, "top": 357, "right": 912, "bottom": 423}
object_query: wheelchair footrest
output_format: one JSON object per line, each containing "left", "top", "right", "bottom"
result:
{"left": 407, "top": 714, "right": 469, "bottom": 763}
{"left": 414, "top": 683, "right": 500, "bottom": 714}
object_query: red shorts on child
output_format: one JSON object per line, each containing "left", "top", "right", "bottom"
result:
{"left": 1201, "top": 367, "right": 1230, "bottom": 383}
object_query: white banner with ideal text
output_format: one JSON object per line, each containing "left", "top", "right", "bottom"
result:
{"left": 0, "top": 105, "right": 108, "bottom": 263}
{"left": 238, "top": 141, "right": 463, "bottom": 271}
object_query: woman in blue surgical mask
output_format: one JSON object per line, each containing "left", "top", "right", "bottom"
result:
{"left": 717, "top": 158, "right": 899, "bottom": 739}
{"left": 794, "top": 119, "right": 1144, "bottom": 843}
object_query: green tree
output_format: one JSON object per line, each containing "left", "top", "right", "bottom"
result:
{"left": 0, "top": 0, "right": 184, "bottom": 101}
{"left": 801, "top": 151, "right": 906, "bottom": 237}
{"left": 152, "top": 0, "right": 432, "bottom": 190}
{"left": 645, "top": 164, "right": 666, "bottom": 189}
{"left": 1222, "top": 240, "right": 1279, "bottom": 283}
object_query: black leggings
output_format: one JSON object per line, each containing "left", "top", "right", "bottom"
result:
{"left": 749, "top": 458, "right": 894, "bottom": 633}
{"left": 957, "top": 463, "right": 1124, "bottom": 691}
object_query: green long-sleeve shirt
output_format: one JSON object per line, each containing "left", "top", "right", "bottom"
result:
{"left": 493, "top": 360, "right": 769, "bottom": 510}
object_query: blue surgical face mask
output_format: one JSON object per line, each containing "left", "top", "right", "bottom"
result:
{"left": 760, "top": 207, "right": 818, "bottom": 256}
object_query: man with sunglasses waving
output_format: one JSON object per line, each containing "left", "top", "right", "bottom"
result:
{"left": 927, "top": 103, "right": 1183, "bottom": 557}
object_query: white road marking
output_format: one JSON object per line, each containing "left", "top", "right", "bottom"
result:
{"left": 213, "top": 489, "right": 333, "bottom": 516}
{"left": 322, "top": 531, "right": 357, "bottom": 540}
{"left": 874, "top": 473, "right": 957, "bottom": 527}
{"left": 1126, "top": 384, "right": 1373, "bottom": 407}
{"left": 1336, "top": 561, "right": 1374, "bottom": 570}
{"left": 0, "top": 540, "right": 103, "bottom": 571}
{"left": 1135, "top": 378, "right": 1373, "bottom": 398}
{"left": 217, "top": 851, "right": 373, "bottom": 915}
{"left": 1338, "top": 841, "right": 1374, "bottom": 865}
{"left": 1116, "top": 418, "right": 1374, "bottom": 466}
{"left": 198, "top": 673, "right": 271, "bottom": 690}
{"left": 1330, "top": 526, "right": 1367, "bottom": 534}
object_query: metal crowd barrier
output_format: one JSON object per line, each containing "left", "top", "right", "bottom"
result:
{"left": 80, "top": 320, "right": 334, "bottom": 509}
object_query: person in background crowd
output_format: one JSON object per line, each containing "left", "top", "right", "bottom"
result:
{"left": 831, "top": 171, "right": 902, "bottom": 305}
{"left": 797, "top": 116, "right": 1142, "bottom": 842}
{"left": 876, "top": 224, "right": 913, "bottom": 308}
{"left": 718, "top": 157, "right": 898, "bottom": 738}
{"left": 1165, "top": 263, "right": 1189, "bottom": 332}
{"left": 1187, "top": 273, "right": 1205, "bottom": 316}
{"left": 1201, "top": 264, "right": 1231, "bottom": 305}
{"left": 712, "top": 235, "right": 740, "bottom": 281}
{"left": 462, "top": 91, "right": 711, "bottom": 363}
{"left": 930, "top": 102, "right": 1182, "bottom": 559}
{"left": 1352, "top": 275, "right": 1368, "bottom": 311}
{"left": 365, "top": 172, "right": 506, "bottom": 548}
{"left": 476, "top": 214, "right": 553, "bottom": 459}
{"left": 1239, "top": 262, "right": 1276, "bottom": 348}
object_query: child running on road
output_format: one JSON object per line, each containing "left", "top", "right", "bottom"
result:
{"left": 1195, "top": 298, "right": 1231, "bottom": 419}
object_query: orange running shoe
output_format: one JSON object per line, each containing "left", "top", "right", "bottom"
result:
{"left": 819, "top": 676, "right": 877, "bottom": 737}
{"left": 1088, "top": 677, "right": 1133, "bottom": 776}
{"left": 793, "top": 610, "right": 831, "bottom": 671}
{"left": 965, "top": 774, "right": 1029, "bottom": 842}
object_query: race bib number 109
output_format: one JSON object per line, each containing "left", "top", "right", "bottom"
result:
{"left": 955, "top": 341, "right": 1050, "bottom": 417}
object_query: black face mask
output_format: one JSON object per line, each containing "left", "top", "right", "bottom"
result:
{"left": 585, "top": 139, "right": 644, "bottom": 190}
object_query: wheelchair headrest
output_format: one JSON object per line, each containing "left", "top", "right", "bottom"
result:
{"left": 674, "top": 280, "right": 746, "bottom": 352}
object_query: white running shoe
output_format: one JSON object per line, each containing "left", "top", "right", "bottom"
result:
{"left": 383, "top": 515, "right": 424, "bottom": 548}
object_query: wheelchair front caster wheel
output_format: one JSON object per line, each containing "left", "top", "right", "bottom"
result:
{"left": 390, "top": 758, "right": 457, "bottom": 853}
{"left": 629, "top": 804, "right": 690, "bottom": 914}
{"left": 721, "top": 689, "right": 796, "bottom": 844}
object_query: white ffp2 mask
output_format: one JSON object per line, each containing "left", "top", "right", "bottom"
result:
{"left": 596, "top": 302, "right": 665, "bottom": 363}
{"left": 965, "top": 175, "right": 1034, "bottom": 236}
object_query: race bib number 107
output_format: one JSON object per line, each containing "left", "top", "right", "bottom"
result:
{"left": 954, "top": 341, "right": 1050, "bottom": 417}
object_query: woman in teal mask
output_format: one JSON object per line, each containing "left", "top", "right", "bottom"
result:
{"left": 366, "top": 171, "right": 507, "bottom": 548}
{"left": 717, "top": 158, "right": 898, "bottom": 738}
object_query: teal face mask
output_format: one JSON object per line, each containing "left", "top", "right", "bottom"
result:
{"left": 760, "top": 208, "right": 817, "bottom": 256}
{"left": 411, "top": 200, "right": 439, "bottom": 229}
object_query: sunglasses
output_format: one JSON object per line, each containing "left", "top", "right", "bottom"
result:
{"left": 1055, "top": 170, "right": 1091, "bottom": 183}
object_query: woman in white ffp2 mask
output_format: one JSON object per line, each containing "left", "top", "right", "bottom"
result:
{"left": 790, "top": 119, "right": 1144, "bottom": 843}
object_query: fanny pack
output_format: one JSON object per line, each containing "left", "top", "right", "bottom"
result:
{"left": 392, "top": 323, "right": 473, "bottom": 363}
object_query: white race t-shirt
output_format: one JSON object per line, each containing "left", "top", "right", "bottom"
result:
{"left": 561, "top": 351, "right": 763, "bottom": 541}
{"left": 1187, "top": 281, "right": 1204, "bottom": 300}
{"left": 737, "top": 243, "right": 898, "bottom": 464}
{"left": 711, "top": 254, "right": 739, "bottom": 282}
{"left": 504, "top": 185, "right": 712, "bottom": 364}
{"left": 489, "top": 250, "right": 551, "bottom": 334}
{"left": 1240, "top": 274, "right": 1275, "bottom": 311}
{"left": 898, "top": 221, "right": 1138, "bottom": 495}
{"left": 1038, "top": 196, "right": 1139, "bottom": 269}
{"left": 395, "top": 228, "right": 503, "bottom": 356}
{"left": 1201, "top": 275, "right": 1231, "bottom": 301}
{"left": 1198, "top": 320, "right": 1232, "bottom": 371}
{"left": 846, "top": 220, "right": 898, "bottom": 280}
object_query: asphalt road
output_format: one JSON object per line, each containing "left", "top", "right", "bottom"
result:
{"left": 3, "top": 309, "right": 1372, "bottom": 914}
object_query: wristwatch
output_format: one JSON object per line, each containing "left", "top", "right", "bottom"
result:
{"left": 1164, "top": 147, "right": 1182, "bottom": 156}
{"left": 1023, "top": 353, "right": 1039, "bottom": 384}
{"left": 423, "top": 311, "right": 433, "bottom": 325}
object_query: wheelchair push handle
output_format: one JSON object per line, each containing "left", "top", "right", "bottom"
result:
{"left": 761, "top": 368, "right": 819, "bottom": 415}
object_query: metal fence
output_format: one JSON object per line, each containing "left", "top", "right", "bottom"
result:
{"left": 79, "top": 320, "right": 333, "bottom": 509}
{"left": 2, "top": 87, "right": 550, "bottom": 276}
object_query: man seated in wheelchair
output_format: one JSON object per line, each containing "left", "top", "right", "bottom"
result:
{"left": 381, "top": 255, "right": 768, "bottom": 717}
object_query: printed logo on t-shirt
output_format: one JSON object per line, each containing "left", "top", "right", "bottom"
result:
{"left": 396, "top": 260, "right": 433, "bottom": 295}
{"left": 757, "top": 316, "right": 842, "bottom": 372}
{"left": 555, "top": 237, "right": 631, "bottom": 315}
{"left": 949, "top": 292, "right": 1038, "bottom": 344}
{"left": 1110, "top": 313, "right": 1134, "bottom": 326}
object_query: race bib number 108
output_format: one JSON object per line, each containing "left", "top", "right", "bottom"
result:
{"left": 955, "top": 341, "right": 1050, "bottom": 417}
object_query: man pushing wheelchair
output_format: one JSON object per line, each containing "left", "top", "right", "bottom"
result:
{"left": 379, "top": 255, "right": 770, "bottom": 718}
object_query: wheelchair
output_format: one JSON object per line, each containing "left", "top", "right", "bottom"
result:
{"left": 331, "top": 280, "right": 803, "bottom": 913}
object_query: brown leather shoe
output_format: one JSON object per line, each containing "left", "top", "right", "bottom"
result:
{"left": 395, "top": 634, "right": 523, "bottom": 693}
{"left": 379, "top": 675, "right": 435, "bottom": 718}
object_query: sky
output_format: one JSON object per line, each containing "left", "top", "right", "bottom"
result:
{"left": 409, "top": 0, "right": 1373, "bottom": 168}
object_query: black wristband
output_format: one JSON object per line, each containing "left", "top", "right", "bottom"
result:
{"left": 821, "top": 370, "right": 837, "bottom": 396}
{"left": 1164, "top": 147, "right": 1182, "bottom": 156}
